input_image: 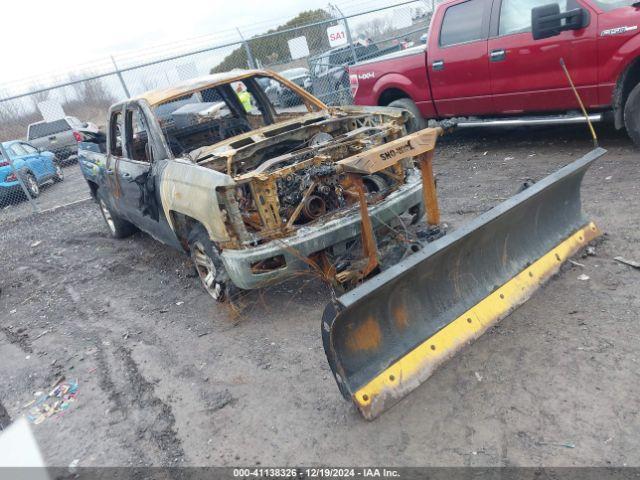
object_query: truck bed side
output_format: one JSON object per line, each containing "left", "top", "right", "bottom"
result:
{"left": 350, "top": 46, "right": 437, "bottom": 118}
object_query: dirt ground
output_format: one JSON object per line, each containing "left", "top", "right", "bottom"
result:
{"left": 0, "top": 123, "right": 638, "bottom": 467}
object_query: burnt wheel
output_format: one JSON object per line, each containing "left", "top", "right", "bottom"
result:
{"left": 97, "top": 189, "right": 137, "bottom": 239}
{"left": 188, "top": 225, "right": 237, "bottom": 303}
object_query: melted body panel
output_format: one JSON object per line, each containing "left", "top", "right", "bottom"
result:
{"left": 159, "top": 159, "right": 236, "bottom": 243}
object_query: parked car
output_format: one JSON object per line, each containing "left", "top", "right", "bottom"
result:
{"left": 27, "top": 116, "right": 102, "bottom": 162}
{"left": 78, "top": 69, "right": 425, "bottom": 302}
{"left": 348, "top": 0, "right": 640, "bottom": 146}
{"left": 264, "top": 68, "right": 313, "bottom": 107}
{"left": 309, "top": 42, "right": 402, "bottom": 105}
{"left": 0, "top": 141, "right": 63, "bottom": 203}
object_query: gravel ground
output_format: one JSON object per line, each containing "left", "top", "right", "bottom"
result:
{"left": 0, "top": 123, "right": 638, "bottom": 467}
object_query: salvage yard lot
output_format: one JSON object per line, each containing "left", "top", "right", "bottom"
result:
{"left": 0, "top": 124, "right": 638, "bottom": 467}
{"left": 0, "top": 162, "right": 90, "bottom": 224}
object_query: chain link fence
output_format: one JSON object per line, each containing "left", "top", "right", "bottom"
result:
{"left": 0, "top": 0, "right": 432, "bottom": 224}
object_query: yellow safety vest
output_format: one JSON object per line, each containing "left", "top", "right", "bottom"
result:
{"left": 238, "top": 91, "right": 252, "bottom": 112}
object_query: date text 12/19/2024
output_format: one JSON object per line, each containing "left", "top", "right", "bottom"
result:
{"left": 233, "top": 468, "right": 401, "bottom": 478}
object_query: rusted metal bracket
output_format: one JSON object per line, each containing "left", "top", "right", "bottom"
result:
{"left": 331, "top": 127, "right": 445, "bottom": 286}
{"left": 338, "top": 127, "right": 442, "bottom": 175}
{"left": 335, "top": 174, "right": 379, "bottom": 286}
{"left": 417, "top": 150, "right": 440, "bottom": 226}
{"left": 351, "top": 174, "right": 379, "bottom": 278}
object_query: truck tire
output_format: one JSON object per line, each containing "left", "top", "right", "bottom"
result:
{"left": 388, "top": 98, "right": 427, "bottom": 133}
{"left": 624, "top": 82, "right": 640, "bottom": 148}
{"left": 97, "top": 189, "right": 137, "bottom": 239}
{"left": 188, "top": 224, "right": 237, "bottom": 303}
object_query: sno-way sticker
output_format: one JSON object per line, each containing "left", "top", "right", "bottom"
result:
{"left": 379, "top": 140, "right": 413, "bottom": 163}
{"left": 601, "top": 25, "right": 638, "bottom": 36}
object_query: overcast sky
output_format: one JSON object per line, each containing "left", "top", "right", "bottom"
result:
{"left": 0, "top": 0, "right": 406, "bottom": 87}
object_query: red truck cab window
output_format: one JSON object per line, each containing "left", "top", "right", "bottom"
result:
{"left": 498, "top": 0, "right": 568, "bottom": 36}
{"left": 440, "top": 0, "right": 487, "bottom": 46}
{"left": 428, "top": 0, "right": 493, "bottom": 116}
{"left": 488, "top": 0, "right": 599, "bottom": 113}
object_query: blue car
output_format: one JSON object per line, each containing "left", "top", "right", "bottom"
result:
{"left": 0, "top": 140, "right": 63, "bottom": 203}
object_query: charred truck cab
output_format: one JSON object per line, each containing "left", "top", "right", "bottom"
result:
{"left": 79, "top": 70, "right": 435, "bottom": 300}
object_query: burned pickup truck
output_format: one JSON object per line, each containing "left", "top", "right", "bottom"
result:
{"left": 79, "top": 70, "right": 440, "bottom": 301}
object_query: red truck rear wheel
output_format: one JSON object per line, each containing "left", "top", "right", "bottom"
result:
{"left": 388, "top": 98, "right": 426, "bottom": 133}
{"left": 624, "top": 83, "right": 640, "bottom": 148}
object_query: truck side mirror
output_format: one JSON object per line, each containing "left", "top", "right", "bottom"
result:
{"left": 532, "top": 4, "right": 588, "bottom": 40}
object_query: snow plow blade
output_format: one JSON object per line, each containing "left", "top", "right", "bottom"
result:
{"left": 322, "top": 148, "right": 606, "bottom": 420}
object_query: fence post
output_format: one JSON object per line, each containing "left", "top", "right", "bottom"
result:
{"left": 236, "top": 28, "right": 257, "bottom": 69}
{"left": 0, "top": 143, "right": 39, "bottom": 214}
{"left": 111, "top": 56, "right": 131, "bottom": 98}
{"left": 329, "top": 3, "right": 358, "bottom": 65}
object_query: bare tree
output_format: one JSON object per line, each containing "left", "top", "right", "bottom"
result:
{"left": 84, "top": 78, "right": 116, "bottom": 107}
{"left": 140, "top": 75, "right": 161, "bottom": 93}
{"left": 29, "top": 84, "right": 51, "bottom": 111}
{"left": 0, "top": 90, "right": 32, "bottom": 141}
{"left": 59, "top": 72, "right": 117, "bottom": 127}
{"left": 354, "top": 17, "right": 395, "bottom": 41}
{"left": 68, "top": 73, "right": 115, "bottom": 107}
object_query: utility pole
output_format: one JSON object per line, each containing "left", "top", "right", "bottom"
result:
{"left": 111, "top": 56, "right": 131, "bottom": 98}
{"left": 328, "top": 3, "right": 358, "bottom": 65}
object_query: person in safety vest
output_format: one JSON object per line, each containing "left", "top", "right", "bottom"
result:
{"left": 235, "top": 83, "right": 253, "bottom": 113}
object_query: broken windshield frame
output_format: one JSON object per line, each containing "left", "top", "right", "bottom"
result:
{"left": 151, "top": 74, "right": 320, "bottom": 161}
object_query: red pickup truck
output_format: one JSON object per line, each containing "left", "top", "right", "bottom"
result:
{"left": 349, "top": 0, "right": 640, "bottom": 145}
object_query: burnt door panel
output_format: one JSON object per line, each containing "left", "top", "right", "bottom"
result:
{"left": 121, "top": 103, "right": 182, "bottom": 249}
{"left": 116, "top": 158, "right": 181, "bottom": 249}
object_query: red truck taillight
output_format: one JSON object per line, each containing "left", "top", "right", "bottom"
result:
{"left": 0, "top": 161, "right": 10, "bottom": 167}
{"left": 73, "top": 131, "right": 83, "bottom": 142}
{"left": 349, "top": 74, "right": 359, "bottom": 98}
